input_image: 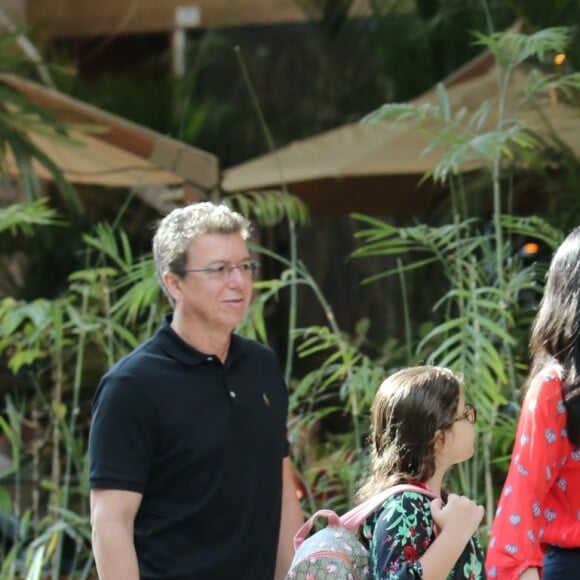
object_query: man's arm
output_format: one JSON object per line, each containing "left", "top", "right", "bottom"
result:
{"left": 275, "top": 458, "right": 304, "bottom": 580}
{"left": 90, "top": 488, "right": 142, "bottom": 580}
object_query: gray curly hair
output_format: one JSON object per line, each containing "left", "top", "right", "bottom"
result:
{"left": 153, "top": 202, "right": 251, "bottom": 305}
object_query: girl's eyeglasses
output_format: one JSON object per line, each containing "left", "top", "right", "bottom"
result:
{"left": 454, "top": 402, "right": 477, "bottom": 424}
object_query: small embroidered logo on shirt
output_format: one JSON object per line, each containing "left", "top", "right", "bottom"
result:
{"left": 262, "top": 393, "right": 270, "bottom": 407}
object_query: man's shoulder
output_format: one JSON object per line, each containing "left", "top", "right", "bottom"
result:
{"left": 109, "top": 334, "right": 161, "bottom": 372}
{"left": 232, "top": 336, "right": 285, "bottom": 373}
{"left": 234, "top": 334, "right": 276, "bottom": 357}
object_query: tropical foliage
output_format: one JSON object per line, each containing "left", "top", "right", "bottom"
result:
{"left": 264, "top": 23, "right": 579, "bottom": 535}
{"left": 0, "top": 12, "right": 579, "bottom": 580}
{"left": 351, "top": 26, "right": 577, "bottom": 530}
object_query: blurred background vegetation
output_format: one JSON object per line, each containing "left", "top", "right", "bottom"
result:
{"left": 0, "top": 0, "right": 579, "bottom": 576}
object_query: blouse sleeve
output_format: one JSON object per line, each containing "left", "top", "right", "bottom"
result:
{"left": 486, "top": 369, "right": 567, "bottom": 577}
{"left": 366, "top": 491, "right": 434, "bottom": 579}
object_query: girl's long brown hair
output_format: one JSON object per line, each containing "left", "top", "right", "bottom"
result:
{"left": 357, "top": 365, "right": 462, "bottom": 502}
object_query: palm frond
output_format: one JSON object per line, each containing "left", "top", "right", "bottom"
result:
{"left": 224, "top": 190, "right": 309, "bottom": 227}
{"left": 0, "top": 198, "right": 61, "bottom": 235}
{"left": 473, "top": 27, "right": 573, "bottom": 70}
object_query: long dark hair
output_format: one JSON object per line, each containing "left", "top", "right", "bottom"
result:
{"left": 529, "top": 226, "right": 580, "bottom": 446}
{"left": 357, "top": 366, "right": 462, "bottom": 501}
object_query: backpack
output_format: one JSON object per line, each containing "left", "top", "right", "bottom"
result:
{"left": 285, "top": 483, "right": 437, "bottom": 580}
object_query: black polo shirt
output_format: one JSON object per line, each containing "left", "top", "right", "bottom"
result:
{"left": 89, "top": 315, "right": 289, "bottom": 579}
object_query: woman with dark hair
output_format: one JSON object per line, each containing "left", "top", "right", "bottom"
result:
{"left": 486, "top": 226, "right": 580, "bottom": 580}
{"left": 359, "top": 365, "right": 486, "bottom": 579}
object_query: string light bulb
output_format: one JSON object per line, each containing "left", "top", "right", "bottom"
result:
{"left": 522, "top": 242, "right": 540, "bottom": 257}
{"left": 554, "top": 53, "right": 566, "bottom": 66}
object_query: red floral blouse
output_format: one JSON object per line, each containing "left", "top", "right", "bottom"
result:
{"left": 485, "top": 365, "right": 580, "bottom": 579}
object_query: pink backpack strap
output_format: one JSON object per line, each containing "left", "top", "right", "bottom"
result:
{"left": 293, "top": 509, "right": 342, "bottom": 550}
{"left": 339, "top": 483, "right": 438, "bottom": 531}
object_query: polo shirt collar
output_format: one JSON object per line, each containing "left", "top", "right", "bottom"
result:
{"left": 157, "top": 314, "right": 245, "bottom": 367}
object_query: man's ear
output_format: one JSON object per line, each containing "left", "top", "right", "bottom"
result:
{"left": 163, "top": 271, "right": 183, "bottom": 304}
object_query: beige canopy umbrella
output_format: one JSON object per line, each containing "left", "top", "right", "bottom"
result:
{"left": 4, "top": 125, "right": 182, "bottom": 187}
{"left": 222, "top": 51, "right": 580, "bottom": 216}
{"left": 0, "top": 73, "right": 220, "bottom": 213}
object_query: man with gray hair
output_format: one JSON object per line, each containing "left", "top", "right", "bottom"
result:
{"left": 89, "top": 202, "right": 303, "bottom": 579}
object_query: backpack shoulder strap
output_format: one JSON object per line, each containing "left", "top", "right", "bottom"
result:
{"left": 293, "top": 509, "right": 342, "bottom": 550}
{"left": 339, "top": 483, "right": 437, "bottom": 531}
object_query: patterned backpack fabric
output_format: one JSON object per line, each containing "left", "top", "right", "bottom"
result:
{"left": 286, "top": 483, "right": 436, "bottom": 580}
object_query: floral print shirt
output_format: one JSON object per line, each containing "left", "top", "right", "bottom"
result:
{"left": 485, "top": 365, "right": 580, "bottom": 579}
{"left": 363, "top": 490, "right": 486, "bottom": 579}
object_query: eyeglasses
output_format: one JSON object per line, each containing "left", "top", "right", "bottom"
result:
{"left": 454, "top": 402, "right": 477, "bottom": 424}
{"left": 182, "top": 260, "right": 259, "bottom": 281}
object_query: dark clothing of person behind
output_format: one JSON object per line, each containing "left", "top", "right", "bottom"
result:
{"left": 543, "top": 546, "right": 580, "bottom": 580}
{"left": 89, "top": 315, "right": 289, "bottom": 579}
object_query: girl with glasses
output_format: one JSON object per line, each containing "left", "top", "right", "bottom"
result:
{"left": 486, "top": 226, "right": 580, "bottom": 580}
{"left": 357, "top": 365, "right": 486, "bottom": 579}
